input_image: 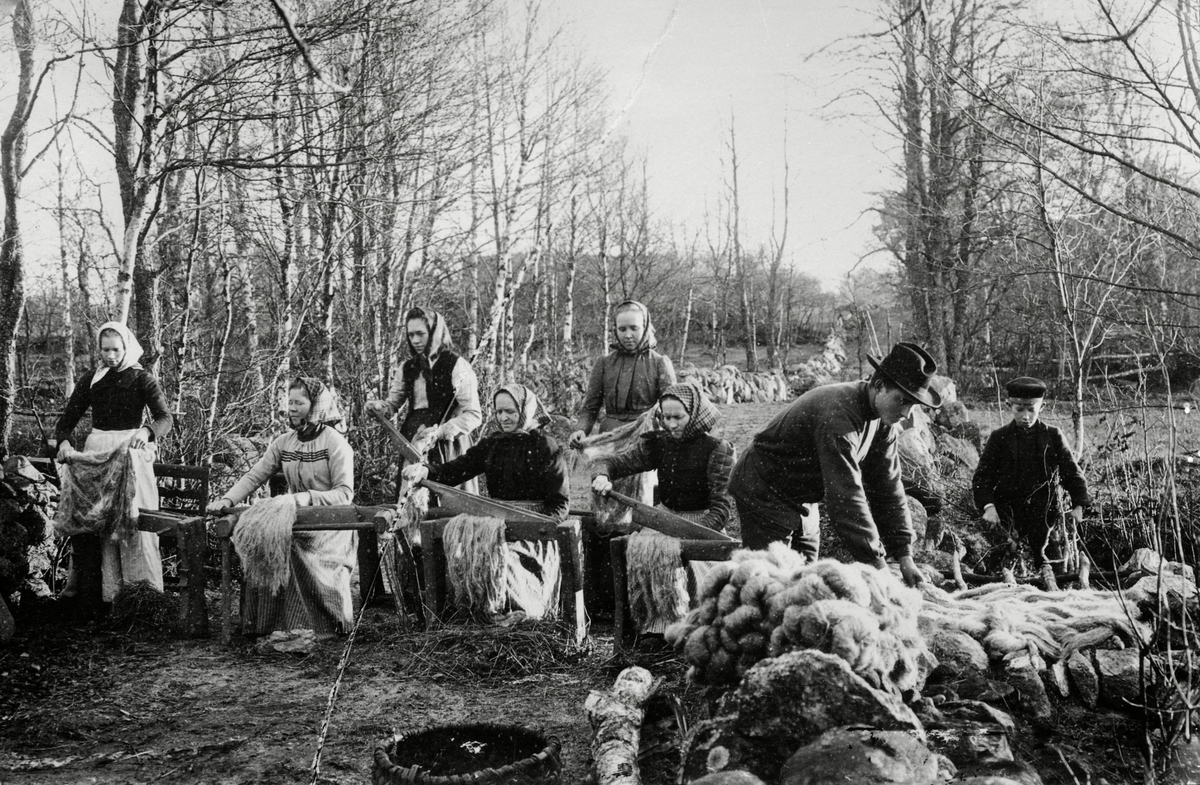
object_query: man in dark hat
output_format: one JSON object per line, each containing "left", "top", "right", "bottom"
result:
{"left": 727, "top": 342, "right": 942, "bottom": 587}
{"left": 972, "top": 376, "right": 1089, "bottom": 573}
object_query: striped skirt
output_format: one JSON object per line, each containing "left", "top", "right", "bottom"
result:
{"left": 241, "top": 526, "right": 357, "bottom": 638}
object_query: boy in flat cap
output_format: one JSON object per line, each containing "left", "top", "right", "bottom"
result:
{"left": 728, "top": 342, "right": 942, "bottom": 587}
{"left": 972, "top": 377, "right": 1089, "bottom": 573}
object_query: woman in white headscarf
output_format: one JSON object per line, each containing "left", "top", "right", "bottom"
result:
{"left": 207, "top": 377, "right": 356, "bottom": 637}
{"left": 52, "top": 321, "right": 174, "bottom": 610}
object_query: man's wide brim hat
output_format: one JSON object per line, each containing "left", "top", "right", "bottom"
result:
{"left": 867, "top": 342, "right": 942, "bottom": 409}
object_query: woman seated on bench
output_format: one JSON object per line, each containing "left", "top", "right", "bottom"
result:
{"left": 403, "top": 383, "right": 569, "bottom": 618}
{"left": 590, "top": 382, "right": 736, "bottom": 636}
{"left": 207, "top": 377, "right": 355, "bottom": 638}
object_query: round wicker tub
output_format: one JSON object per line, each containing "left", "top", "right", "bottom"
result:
{"left": 372, "top": 723, "right": 561, "bottom": 784}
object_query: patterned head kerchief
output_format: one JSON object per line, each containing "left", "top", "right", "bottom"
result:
{"left": 92, "top": 321, "right": 145, "bottom": 386}
{"left": 405, "top": 306, "right": 452, "bottom": 366}
{"left": 657, "top": 381, "right": 719, "bottom": 440}
{"left": 610, "top": 300, "right": 658, "bottom": 354}
{"left": 291, "top": 377, "right": 344, "bottom": 427}
{"left": 494, "top": 383, "right": 548, "bottom": 434}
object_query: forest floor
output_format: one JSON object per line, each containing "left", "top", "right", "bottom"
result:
{"left": 0, "top": 400, "right": 1168, "bottom": 784}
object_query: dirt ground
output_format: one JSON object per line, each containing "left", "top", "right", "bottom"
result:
{"left": 0, "top": 403, "right": 784, "bottom": 785}
{"left": 0, "top": 400, "right": 1158, "bottom": 784}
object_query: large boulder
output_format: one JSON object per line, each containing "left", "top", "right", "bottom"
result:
{"left": 1095, "top": 648, "right": 1143, "bottom": 710}
{"left": 779, "top": 728, "right": 941, "bottom": 785}
{"left": 1000, "top": 652, "right": 1052, "bottom": 723}
{"left": 928, "top": 630, "right": 990, "bottom": 678}
{"left": 680, "top": 650, "right": 924, "bottom": 782}
{"left": 1066, "top": 651, "right": 1099, "bottom": 709}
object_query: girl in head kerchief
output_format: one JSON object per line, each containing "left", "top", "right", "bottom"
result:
{"left": 568, "top": 300, "right": 677, "bottom": 618}
{"left": 404, "top": 383, "right": 571, "bottom": 619}
{"left": 208, "top": 377, "right": 356, "bottom": 637}
{"left": 366, "top": 306, "right": 482, "bottom": 494}
{"left": 52, "top": 321, "right": 173, "bottom": 613}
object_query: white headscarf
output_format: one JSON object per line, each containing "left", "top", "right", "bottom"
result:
{"left": 91, "top": 321, "right": 145, "bottom": 386}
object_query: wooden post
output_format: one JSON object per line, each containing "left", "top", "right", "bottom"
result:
{"left": 556, "top": 519, "right": 587, "bottom": 645}
{"left": 420, "top": 520, "right": 447, "bottom": 627}
{"left": 611, "top": 536, "right": 630, "bottom": 652}
{"left": 176, "top": 518, "right": 210, "bottom": 638}
{"left": 214, "top": 515, "right": 235, "bottom": 644}
{"left": 357, "top": 527, "right": 381, "bottom": 607}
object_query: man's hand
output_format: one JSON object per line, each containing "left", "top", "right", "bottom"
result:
{"left": 56, "top": 441, "right": 74, "bottom": 462}
{"left": 897, "top": 555, "right": 927, "bottom": 588}
{"left": 1071, "top": 505, "right": 1084, "bottom": 525}
{"left": 402, "top": 464, "right": 429, "bottom": 484}
{"left": 982, "top": 505, "right": 1000, "bottom": 525}
{"left": 365, "top": 400, "right": 390, "bottom": 415}
{"left": 129, "top": 427, "right": 152, "bottom": 449}
{"left": 591, "top": 475, "right": 613, "bottom": 495}
{"left": 569, "top": 429, "right": 587, "bottom": 448}
{"left": 207, "top": 498, "right": 233, "bottom": 516}
{"left": 294, "top": 492, "right": 312, "bottom": 507}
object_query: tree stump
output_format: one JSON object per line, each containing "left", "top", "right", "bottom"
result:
{"left": 585, "top": 666, "right": 657, "bottom": 785}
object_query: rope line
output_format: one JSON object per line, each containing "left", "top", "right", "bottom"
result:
{"left": 309, "top": 563, "right": 380, "bottom": 784}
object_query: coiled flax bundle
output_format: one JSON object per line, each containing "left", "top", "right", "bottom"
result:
{"left": 665, "top": 544, "right": 930, "bottom": 694}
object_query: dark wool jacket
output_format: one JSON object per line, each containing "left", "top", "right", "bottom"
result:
{"left": 55, "top": 367, "right": 173, "bottom": 447}
{"left": 427, "top": 429, "right": 570, "bottom": 521}
{"left": 575, "top": 349, "right": 676, "bottom": 433}
{"left": 593, "top": 431, "right": 736, "bottom": 531}
{"left": 728, "top": 380, "right": 914, "bottom": 562}
{"left": 972, "top": 420, "right": 1090, "bottom": 513}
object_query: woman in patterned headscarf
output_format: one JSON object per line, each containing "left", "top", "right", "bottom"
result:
{"left": 208, "top": 377, "right": 356, "bottom": 637}
{"left": 404, "top": 383, "right": 570, "bottom": 619}
{"left": 367, "top": 306, "right": 482, "bottom": 494}
{"left": 52, "top": 321, "right": 174, "bottom": 615}
{"left": 403, "top": 383, "right": 569, "bottom": 521}
{"left": 591, "top": 383, "right": 737, "bottom": 636}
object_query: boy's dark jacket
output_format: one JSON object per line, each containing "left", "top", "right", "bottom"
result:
{"left": 972, "top": 420, "right": 1089, "bottom": 512}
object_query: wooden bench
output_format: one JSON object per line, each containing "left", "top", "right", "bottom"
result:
{"left": 419, "top": 507, "right": 587, "bottom": 645}
{"left": 610, "top": 536, "right": 742, "bottom": 651}
{"left": 28, "top": 457, "right": 212, "bottom": 638}
{"left": 210, "top": 505, "right": 394, "bottom": 643}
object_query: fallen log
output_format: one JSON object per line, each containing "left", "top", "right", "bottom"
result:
{"left": 585, "top": 666, "right": 657, "bottom": 785}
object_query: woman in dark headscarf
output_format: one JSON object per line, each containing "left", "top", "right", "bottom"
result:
{"left": 591, "top": 383, "right": 736, "bottom": 636}
{"left": 207, "top": 377, "right": 356, "bottom": 637}
{"left": 367, "top": 306, "right": 482, "bottom": 493}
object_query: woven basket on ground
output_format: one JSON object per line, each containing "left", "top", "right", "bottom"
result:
{"left": 372, "top": 723, "right": 562, "bottom": 785}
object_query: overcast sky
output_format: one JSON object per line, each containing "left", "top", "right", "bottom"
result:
{"left": 546, "top": 0, "right": 898, "bottom": 288}
{"left": 1, "top": 0, "right": 899, "bottom": 291}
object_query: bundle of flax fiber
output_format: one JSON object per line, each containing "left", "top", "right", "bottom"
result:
{"left": 665, "top": 544, "right": 930, "bottom": 694}
{"left": 625, "top": 529, "right": 688, "bottom": 631}
{"left": 231, "top": 495, "right": 297, "bottom": 593}
{"left": 443, "top": 514, "right": 507, "bottom": 619}
{"left": 54, "top": 447, "right": 138, "bottom": 538}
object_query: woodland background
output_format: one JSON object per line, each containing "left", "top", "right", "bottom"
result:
{"left": 4, "top": 0, "right": 1200, "bottom": 467}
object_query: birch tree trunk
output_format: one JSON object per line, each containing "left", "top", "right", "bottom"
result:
{"left": 0, "top": 0, "right": 34, "bottom": 456}
{"left": 54, "top": 130, "right": 74, "bottom": 398}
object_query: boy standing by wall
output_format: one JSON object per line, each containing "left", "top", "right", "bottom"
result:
{"left": 972, "top": 377, "right": 1090, "bottom": 573}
